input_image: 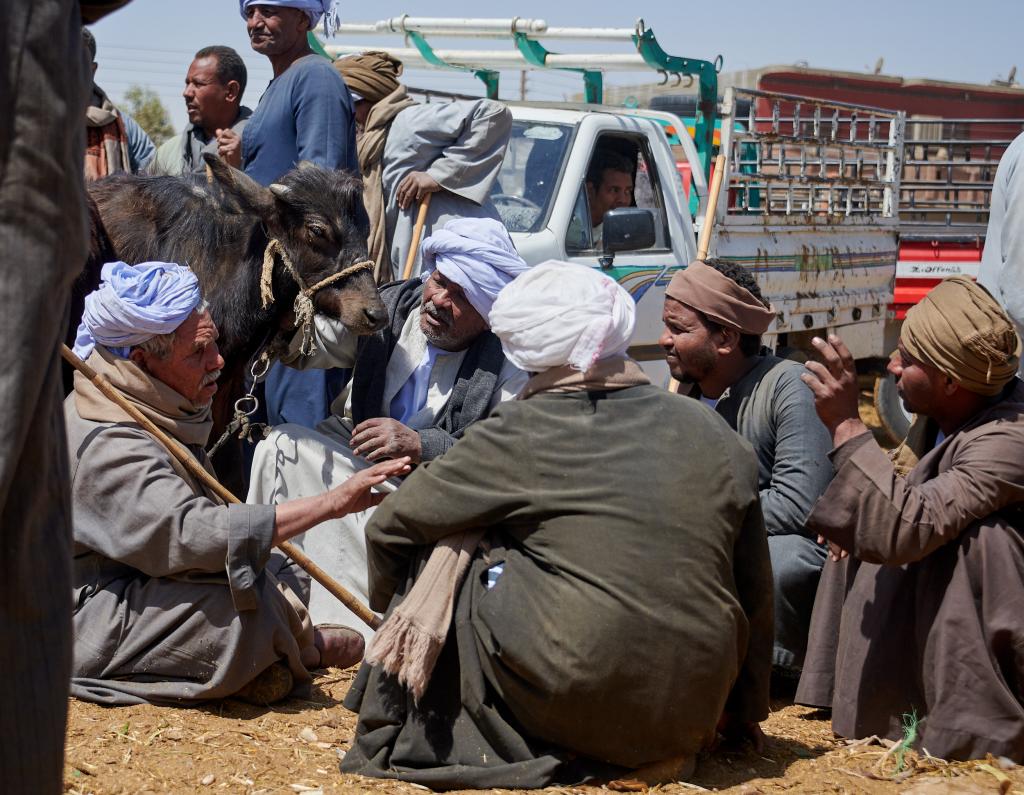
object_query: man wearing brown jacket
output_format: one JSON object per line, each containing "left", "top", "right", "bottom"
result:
{"left": 797, "top": 276, "right": 1024, "bottom": 761}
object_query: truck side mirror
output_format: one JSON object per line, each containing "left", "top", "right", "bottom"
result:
{"left": 599, "top": 208, "right": 657, "bottom": 269}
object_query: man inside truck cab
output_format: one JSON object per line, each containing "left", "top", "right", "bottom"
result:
{"left": 584, "top": 149, "right": 634, "bottom": 248}
{"left": 660, "top": 259, "right": 834, "bottom": 687}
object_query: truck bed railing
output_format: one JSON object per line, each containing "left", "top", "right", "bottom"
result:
{"left": 718, "top": 87, "right": 904, "bottom": 223}
{"left": 898, "top": 117, "right": 1024, "bottom": 236}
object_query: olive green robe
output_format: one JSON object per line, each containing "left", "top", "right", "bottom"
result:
{"left": 342, "top": 384, "right": 773, "bottom": 788}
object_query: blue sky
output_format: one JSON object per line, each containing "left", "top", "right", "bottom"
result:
{"left": 89, "top": 0, "right": 1024, "bottom": 131}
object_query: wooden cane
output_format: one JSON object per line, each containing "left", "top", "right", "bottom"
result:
{"left": 401, "top": 192, "right": 432, "bottom": 281}
{"left": 61, "top": 345, "right": 382, "bottom": 631}
{"left": 696, "top": 153, "right": 728, "bottom": 260}
{"left": 668, "top": 154, "right": 730, "bottom": 395}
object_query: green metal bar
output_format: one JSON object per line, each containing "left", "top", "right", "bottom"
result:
{"left": 632, "top": 26, "right": 718, "bottom": 179}
{"left": 407, "top": 30, "right": 500, "bottom": 99}
{"left": 512, "top": 32, "right": 603, "bottom": 104}
{"left": 307, "top": 32, "right": 332, "bottom": 60}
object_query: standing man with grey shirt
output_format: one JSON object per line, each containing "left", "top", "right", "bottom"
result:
{"left": 151, "top": 46, "right": 252, "bottom": 175}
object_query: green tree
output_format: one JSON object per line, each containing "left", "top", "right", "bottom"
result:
{"left": 122, "top": 85, "right": 174, "bottom": 147}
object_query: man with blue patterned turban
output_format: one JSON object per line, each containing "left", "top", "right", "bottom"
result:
{"left": 67, "top": 262, "right": 408, "bottom": 706}
{"left": 248, "top": 217, "right": 531, "bottom": 637}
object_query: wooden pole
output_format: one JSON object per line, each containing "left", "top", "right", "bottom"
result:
{"left": 61, "top": 345, "right": 382, "bottom": 631}
{"left": 402, "top": 192, "right": 433, "bottom": 281}
{"left": 697, "top": 153, "right": 728, "bottom": 260}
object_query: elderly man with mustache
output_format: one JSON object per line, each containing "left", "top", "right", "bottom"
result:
{"left": 66, "top": 262, "right": 408, "bottom": 707}
{"left": 249, "top": 218, "right": 530, "bottom": 638}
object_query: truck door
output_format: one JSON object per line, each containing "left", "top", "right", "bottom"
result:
{"left": 561, "top": 124, "right": 694, "bottom": 380}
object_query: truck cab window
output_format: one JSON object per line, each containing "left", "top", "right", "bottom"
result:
{"left": 566, "top": 135, "right": 671, "bottom": 253}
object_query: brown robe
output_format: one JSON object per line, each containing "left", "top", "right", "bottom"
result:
{"left": 796, "top": 380, "right": 1024, "bottom": 760}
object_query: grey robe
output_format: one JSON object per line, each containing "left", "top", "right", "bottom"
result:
{"left": 712, "top": 354, "right": 832, "bottom": 671}
{"left": 796, "top": 380, "right": 1024, "bottom": 760}
{"left": 0, "top": 2, "right": 90, "bottom": 790}
{"left": 150, "top": 106, "right": 252, "bottom": 177}
{"left": 66, "top": 401, "right": 315, "bottom": 706}
{"left": 382, "top": 100, "right": 511, "bottom": 274}
{"left": 979, "top": 131, "right": 1024, "bottom": 373}
{"left": 341, "top": 385, "right": 773, "bottom": 789}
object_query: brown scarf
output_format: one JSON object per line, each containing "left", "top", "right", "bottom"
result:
{"left": 74, "top": 347, "right": 220, "bottom": 500}
{"left": 357, "top": 87, "right": 416, "bottom": 284}
{"left": 902, "top": 276, "right": 1019, "bottom": 397}
{"left": 365, "top": 356, "right": 649, "bottom": 701}
{"left": 665, "top": 260, "right": 775, "bottom": 334}
{"left": 84, "top": 87, "right": 130, "bottom": 181}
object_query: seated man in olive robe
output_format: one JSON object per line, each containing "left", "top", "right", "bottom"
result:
{"left": 67, "top": 261, "right": 407, "bottom": 706}
{"left": 339, "top": 260, "right": 773, "bottom": 789}
{"left": 797, "top": 276, "right": 1024, "bottom": 761}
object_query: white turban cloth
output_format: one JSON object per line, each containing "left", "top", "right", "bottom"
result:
{"left": 238, "top": 0, "right": 342, "bottom": 36}
{"left": 420, "top": 218, "right": 530, "bottom": 324}
{"left": 73, "top": 261, "right": 202, "bottom": 360}
{"left": 489, "top": 260, "right": 636, "bottom": 373}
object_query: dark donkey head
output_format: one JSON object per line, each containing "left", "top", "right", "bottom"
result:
{"left": 203, "top": 154, "right": 386, "bottom": 338}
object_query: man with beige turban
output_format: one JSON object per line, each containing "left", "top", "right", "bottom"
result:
{"left": 660, "top": 258, "right": 833, "bottom": 686}
{"left": 795, "top": 276, "right": 1024, "bottom": 761}
{"left": 338, "top": 260, "right": 773, "bottom": 789}
{"left": 334, "top": 51, "right": 512, "bottom": 282}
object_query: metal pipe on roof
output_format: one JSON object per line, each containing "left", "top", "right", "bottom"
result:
{"left": 325, "top": 44, "right": 651, "bottom": 71}
{"left": 333, "top": 17, "right": 638, "bottom": 41}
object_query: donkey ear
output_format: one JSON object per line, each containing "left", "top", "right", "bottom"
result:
{"left": 202, "top": 153, "right": 275, "bottom": 218}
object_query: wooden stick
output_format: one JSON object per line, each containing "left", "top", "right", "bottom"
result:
{"left": 61, "top": 344, "right": 382, "bottom": 631}
{"left": 697, "top": 153, "right": 728, "bottom": 260}
{"left": 401, "top": 192, "right": 432, "bottom": 281}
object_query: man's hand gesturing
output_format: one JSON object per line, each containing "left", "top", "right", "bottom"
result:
{"left": 350, "top": 417, "right": 422, "bottom": 463}
{"left": 800, "top": 334, "right": 869, "bottom": 447}
{"left": 326, "top": 457, "right": 411, "bottom": 518}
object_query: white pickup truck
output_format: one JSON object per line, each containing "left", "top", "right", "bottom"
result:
{"left": 486, "top": 86, "right": 906, "bottom": 381}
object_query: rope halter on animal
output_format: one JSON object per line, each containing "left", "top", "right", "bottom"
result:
{"left": 260, "top": 238, "right": 374, "bottom": 356}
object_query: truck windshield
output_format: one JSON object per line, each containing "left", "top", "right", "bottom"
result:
{"left": 489, "top": 121, "right": 572, "bottom": 233}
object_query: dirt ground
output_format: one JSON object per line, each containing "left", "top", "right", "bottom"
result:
{"left": 66, "top": 390, "right": 983, "bottom": 795}
{"left": 64, "top": 669, "right": 1023, "bottom": 795}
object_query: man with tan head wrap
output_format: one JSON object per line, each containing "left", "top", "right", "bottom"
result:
{"left": 796, "top": 276, "right": 1024, "bottom": 761}
{"left": 334, "top": 52, "right": 512, "bottom": 282}
{"left": 660, "top": 259, "right": 833, "bottom": 687}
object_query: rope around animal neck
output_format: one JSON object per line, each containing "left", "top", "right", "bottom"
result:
{"left": 260, "top": 238, "right": 374, "bottom": 355}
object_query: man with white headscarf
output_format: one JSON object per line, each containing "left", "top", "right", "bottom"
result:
{"left": 67, "top": 261, "right": 408, "bottom": 707}
{"left": 338, "top": 260, "right": 773, "bottom": 789}
{"left": 248, "top": 218, "right": 530, "bottom": 636}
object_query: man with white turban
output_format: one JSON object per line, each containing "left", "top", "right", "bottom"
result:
{"left": 338, "top": 260, "right": 773, "bottom": 789}
{"left": 796, "top": 277, "right": 1024, "bottom": 762}
{"left": 660, "top": 258, "right": 833, "bottom": 687}
{"left": 67, "top": 262, "right": 408, "bottom": 707}
{"left": 248, "top": 218, "right": 530, "bottom": 636}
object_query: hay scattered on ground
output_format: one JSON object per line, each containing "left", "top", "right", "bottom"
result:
{"left": 63, "top": 671, "right": 1024, "bottom": 795}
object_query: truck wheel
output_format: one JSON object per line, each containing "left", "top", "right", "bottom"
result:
{"left": 873, "top": 374, "right": 912, "bottom": 444}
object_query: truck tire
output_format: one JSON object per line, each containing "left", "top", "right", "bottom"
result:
{"left": 873, "top": 374, "right": 913, "bottom": 444}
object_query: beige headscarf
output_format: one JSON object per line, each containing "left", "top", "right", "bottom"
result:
{"left": 74, "top": 345, "right": 214, "bottom": 448}
{"left": 665, "top": 260, "right": 775, "bottom": 334}
{"left": 74, "top": 346, "right": 221, "bottom": 501}
{"left": 902, "top": 276, "right": 1019, "bottom": 397}
{"left": 334, "top": 52, "right": 416, "bottom": 283}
